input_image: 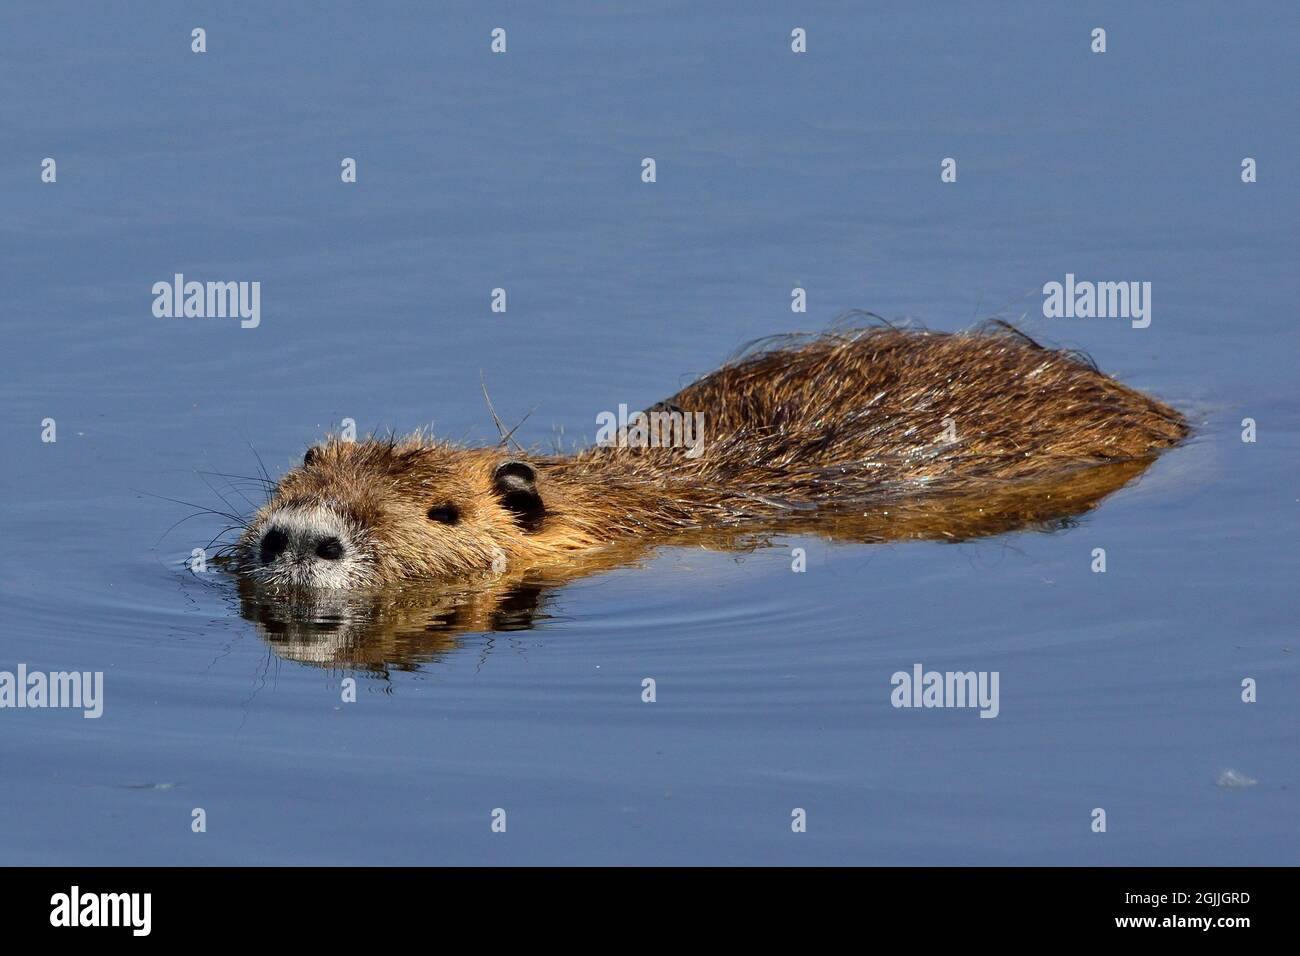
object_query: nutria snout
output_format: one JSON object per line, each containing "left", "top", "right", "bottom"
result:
{"left": 245, "top": 505, "right": 365, "bottom": 589}
{"left": 232, "top": 323, "right": 1188, "bottom": 591}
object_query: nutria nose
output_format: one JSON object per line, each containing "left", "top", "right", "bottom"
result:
{"left": 258, "top": 525, "right": 346, "bottom": 565}
{"left": 315, "top": 537, "right": 344, "bottom": 561}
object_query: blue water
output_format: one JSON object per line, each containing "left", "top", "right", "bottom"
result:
{"left": 1, "top": 1, "right": 1296, "bottom": 864}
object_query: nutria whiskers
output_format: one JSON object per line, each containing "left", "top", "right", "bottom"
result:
{"left": 232, "top": 323, "right": 1187, "bottom": 591}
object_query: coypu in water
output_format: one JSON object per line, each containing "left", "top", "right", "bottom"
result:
{"left": 231, "top": 322, "right": 1187, "bottom": 594}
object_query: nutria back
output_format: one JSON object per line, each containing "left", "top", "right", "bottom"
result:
{"left": 559, "top": 323, "right": 1187, "bottom": 521}
{"left": 233, "top": 323, "right": 1187, "bottom": 589}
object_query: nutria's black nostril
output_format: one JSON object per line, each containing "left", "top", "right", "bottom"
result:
{"left": 315, "top": 537, "right": 345, "bottom": 561}
{"left": 260, "top": 527, "right": 289, "bottom": 563}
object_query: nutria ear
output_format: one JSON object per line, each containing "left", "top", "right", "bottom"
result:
{"left": 492, "top": 460, "right": 544, "bottom": 532}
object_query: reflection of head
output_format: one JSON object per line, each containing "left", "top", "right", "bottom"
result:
{"left": 232, "top": 457, "right": 1158, "bottom": 673}
{"left": 234, "top": 574, "right": 550, "bottom": 673}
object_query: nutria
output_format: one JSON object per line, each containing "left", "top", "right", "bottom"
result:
{"left": 231, "top": 322, "right": 1187, "bottom": 592}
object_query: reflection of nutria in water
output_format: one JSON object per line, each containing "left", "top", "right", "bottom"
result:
{"left": 229, "top": 322, "right": 1186, "bottom": 594}
{"left": 234, "top": 574, "right": 551, "bottom": 673}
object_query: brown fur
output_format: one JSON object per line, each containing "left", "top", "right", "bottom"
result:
{"left": 233, "top": 323, "right": 1187, "bottom": 591}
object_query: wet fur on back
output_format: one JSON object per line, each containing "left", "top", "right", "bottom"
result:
{"left": 554, "top": 322, "right": 1187, "bottom": 529}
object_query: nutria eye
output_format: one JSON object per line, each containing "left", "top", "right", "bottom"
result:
{"left": 427, "top": 504, "right": 459, "bottom": 525}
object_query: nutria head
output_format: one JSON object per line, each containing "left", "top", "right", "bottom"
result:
{"left": 235, "top": 437, "right": 553, "bottom": 590}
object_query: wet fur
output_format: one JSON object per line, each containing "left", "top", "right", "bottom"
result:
{"left": 235, "top": 323, "right": 1187, "bottom": 587}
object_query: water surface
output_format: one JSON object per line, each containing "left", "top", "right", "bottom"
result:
{"left": 1, "top": 1, "right": 1296, "bottom": 864}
